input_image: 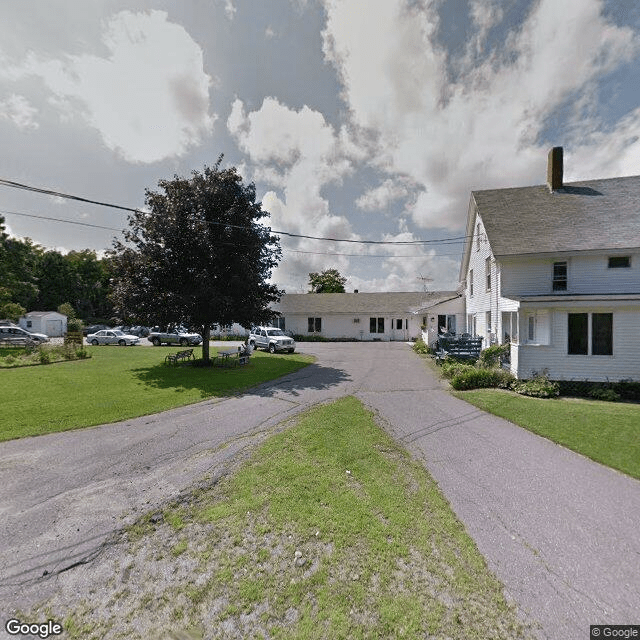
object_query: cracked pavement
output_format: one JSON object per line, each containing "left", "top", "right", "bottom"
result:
{"left": 1, "top": 342, "right": 639, "bottom": 640}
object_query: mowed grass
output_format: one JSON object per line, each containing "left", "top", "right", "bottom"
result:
{"left": 51, "top": 397, "right": 531, "bottom": 639}
{"left": 0, "top": 346, "right": 314, "bottom": 442}
{"left": 453, "top": 389, "right": 640, "bottom": 480}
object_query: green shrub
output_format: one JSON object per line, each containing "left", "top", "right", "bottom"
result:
{"left": 478, "top": 344, "right": 510, "bottom": 368}
{"left": 612, "top": 380, "right": 640, "bottom": 402}
{"left": 38, "top": 350, "right": 51, "bottom": 365}
{"left": 511, "top": 375, "right": 559, "bottom": 398}
{"left": 450, "top": 368, "right": 514, "bottom": 390}
{"left": 67, "top": 318, "right": 84, "bottom": 332}
{"left": 589, "top": 387, "right": 621, "bottom": 402}
{"left": 75, "top": 348, "right": 89, "bottom": 359}
{"left": 441, "top": 361, "right": 477, "bottom": 380}
{"left": 412, "top": 338, "right": 432, "bottom": 355}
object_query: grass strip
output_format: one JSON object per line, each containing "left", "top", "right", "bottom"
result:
{"left": 0, "top": 346, "right": 313, "bottom": 441}
{"left": 40, "top": 397, "right": 532, "bottom": 639}
{"left": 453, "top": 389, "right": 640, "bottom": 480}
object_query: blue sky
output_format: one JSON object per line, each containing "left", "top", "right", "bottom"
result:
{"left": 1, "top": 0, "right": 639, "bottom": 292}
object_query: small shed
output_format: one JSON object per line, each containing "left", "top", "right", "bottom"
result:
{"left": 19, "top": 311, "right": 68, "bottom": 337}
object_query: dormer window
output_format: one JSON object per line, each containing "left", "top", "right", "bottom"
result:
{"left": 553, "top": 261, "right": 567, "bottom": 291}
{"left": 608, "top": 256, "right": 630, "bottom": 268}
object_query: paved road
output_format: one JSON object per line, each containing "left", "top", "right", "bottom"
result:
{"left": 1, "top": 343, "right": 638, "bottom": 639}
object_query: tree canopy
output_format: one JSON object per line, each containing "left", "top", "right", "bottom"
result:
{"left": 308, "top": 268, "right": 347, "bottom": 293}
{"left": 108, "top": 159, "right": 283, "bottom": 361}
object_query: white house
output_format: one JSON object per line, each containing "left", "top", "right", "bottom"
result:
{"left": 460, "top": 147, "right": 640, "bottom": 382}
{"left": 19, "top": 311, "right": 67, "bottom": 337}
{"left": 271, "top": 291, "right": 464, "bottom": 342}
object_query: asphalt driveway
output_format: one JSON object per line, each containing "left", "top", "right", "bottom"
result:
{"left": 1, "top": 342, "right": 638, "bottom": 639}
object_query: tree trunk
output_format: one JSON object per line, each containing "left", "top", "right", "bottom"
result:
{"left": 202, "top": 324, "right": 210, "bottom": 362}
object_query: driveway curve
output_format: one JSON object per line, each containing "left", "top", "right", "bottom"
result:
{"left": 1, "top": 343, "right": 638, "bottom": 640}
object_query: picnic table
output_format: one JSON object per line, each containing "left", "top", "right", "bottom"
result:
{"left": 214, "top": 346, "right": 251, "bottom": 368}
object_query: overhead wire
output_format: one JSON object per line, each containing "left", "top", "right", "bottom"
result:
{"left": 0, "top": 177, "right": 473, "bottom": 247}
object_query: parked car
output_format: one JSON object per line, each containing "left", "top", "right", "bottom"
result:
{"left": 129, "top": 325, "right": 150, "bottom": 337}
{"left": 248, "top": 327, "right": 296, "bottom": 353}
{"left": 87, "top": 329, "right": 140, "bottom": 346}
{"left": 0, "top": 325, "right": 49, "bottom": 344}
{"left": 83, "top": 324, "right": 109, "bottom": 336}
{"left": 147, "top": 327, "right": 202, "bottom": 346}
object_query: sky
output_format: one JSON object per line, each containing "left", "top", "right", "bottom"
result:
{"left": 1, "top": 0, "right": 640, "bottom": 293}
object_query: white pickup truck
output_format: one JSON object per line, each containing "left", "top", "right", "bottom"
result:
{"left": 248, "top": 327, "right": 296, "bottom": 353}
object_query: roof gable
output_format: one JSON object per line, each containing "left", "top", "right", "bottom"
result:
{"left": 473, "top": 175, "right": 640, "bottom": 258}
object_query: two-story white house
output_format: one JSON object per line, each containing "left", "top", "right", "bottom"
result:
{"left": 460, "top": 147, "right": 640, "bottom": 382}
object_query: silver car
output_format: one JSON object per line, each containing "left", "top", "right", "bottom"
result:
{"left": 87, "top": 329, "right": 140, "bottom": 346}
{"left": 0, "top": 325, "right": 49, "bottom": 344}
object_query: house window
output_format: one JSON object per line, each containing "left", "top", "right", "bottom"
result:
{"left": 26, "top": 320, "right": 32, "bottom": 328}
{"left": 469, "top": 269, "right": 474, "bottom": 296}
{"left": 476, "top": 223, "right": 481, "bottom": 250}
{"left": 396, "top": 318, "right": 403, "bottom": 330}
{"left": 353, "top": 318, "right": 360, "bottom": 323}
{"left": 552, "top": 261, "right": 567, "bottom": 291}
{"left": 369, "top": 317, "right": 384, "bottom": 333}
{"left": 274, "top": 317, "right": 286, "bottom": 330}
{"left": 525, "top": 312, "right": 550, "bottom": 344}
{"left": 608, "top": 256, "right": 630, "bottom": 268}
{"left": 486, "top": 310, "right": 492, "bottom": 334}
{"left": 308, "top": 317, "right": 321, "bottom": 333}
{"left": 485, "top": 258, "right": 491, "bottom": 291}
{"left": 568, "top": 313, "right": 588, "bottom": 355}
{"left": 592, "top": 313, "right": 613, "bottom": 355}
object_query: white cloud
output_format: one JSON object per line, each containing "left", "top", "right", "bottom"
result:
{"left": 0, "top": 94, "right": 39, "bottom": 130}
{"left": 228, "top": 97, "right": 366, "bottom": 291}
{"left": 6, "top": 10, "right": 215, "bottom": 163}
{"left": 321, "top": 0, "right": 640, "bottom": 229}
{"left": 223, "top": 0, "right": 237, "bottom": 21}
{"left": 355, "top": 176, "right": 421, "bottom": 211}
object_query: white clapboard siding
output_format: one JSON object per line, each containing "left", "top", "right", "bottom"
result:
{"left": 515, "top": 308, "right": 640, "bottom": 382}
{"left": 501, "top": 252, "right": 640, "bottom": 297}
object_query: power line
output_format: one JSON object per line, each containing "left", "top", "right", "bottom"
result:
{"left": 1, "top": 209, "right": 465, "bottom": 257}
{"left": 0, "top": 177, "right": 472, "bottom": 246}
{"left": 0, "top": 209, "right": 123, "bottom": 232}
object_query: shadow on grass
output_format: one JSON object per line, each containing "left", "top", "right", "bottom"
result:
{"left": 131, "top": 357, "right": 351, "bottom": 399}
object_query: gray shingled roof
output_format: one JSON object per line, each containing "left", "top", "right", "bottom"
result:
{"left": 272, "top": 291, "right": 459, "bottom": 315}
{"left": 473, "top": 175, "right": 640, "bottom": 257}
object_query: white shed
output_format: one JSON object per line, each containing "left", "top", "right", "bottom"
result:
{"left": 20, "top": 311, "right": 68, "bottom": 337}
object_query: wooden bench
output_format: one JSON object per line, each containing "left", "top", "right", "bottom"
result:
{"left": 435, "top": 337, "right": 483, "bottom": 364}
{"left": 164, "top": 348, "right": 194, "bottom": 365}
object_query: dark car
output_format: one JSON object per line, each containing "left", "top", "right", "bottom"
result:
{"left": 83, "top": 324, "right": 109, "bottom": 336}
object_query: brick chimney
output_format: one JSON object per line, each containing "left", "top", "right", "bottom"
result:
{"left": 547, "top": 146, "right": 563, "bottom": 192}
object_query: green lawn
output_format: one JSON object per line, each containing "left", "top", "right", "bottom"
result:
{"left": 50, "top": 398, "right": 530, "bottom": 639}
{"left": 454, "top": 389, "right": 640, "bottom": 480}
{"left": 0, "top": 346, "right": 314, "bottom": 441}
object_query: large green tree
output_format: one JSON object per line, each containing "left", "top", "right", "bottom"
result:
{"left": 308, "top": 268, "right": 347, "bottom": 293}
{"left": 108, "top": 159, "right": 283, "bottom": 362}
{"left": 0, "top": 215, "right": 41, "bottom": 309}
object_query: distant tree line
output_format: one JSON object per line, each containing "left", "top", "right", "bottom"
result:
{"left": 0, "top": 214, "right": 114, "bottom": 323}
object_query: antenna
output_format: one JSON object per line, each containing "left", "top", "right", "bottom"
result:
{"left": 416, "top": 273, "right": 433, "bottom": 292}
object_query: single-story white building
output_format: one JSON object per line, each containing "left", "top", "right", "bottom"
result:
{"left": 19, "top": 311, "right": 67, "bottom": 337}
{"left": 271, "top": 291, "right": 464, "bottom": 341}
